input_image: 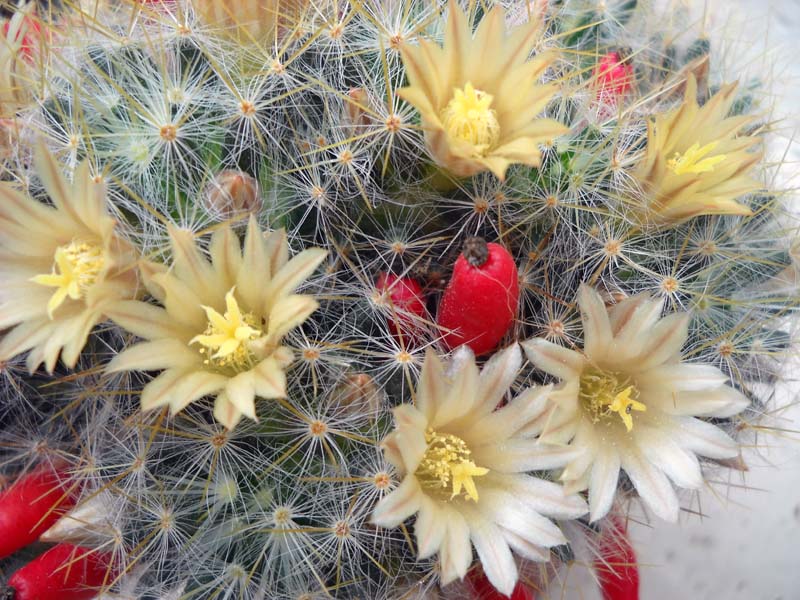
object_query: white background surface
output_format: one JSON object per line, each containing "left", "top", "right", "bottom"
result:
{"left": 556, "top": 1, "right": 800, "bottom": 598}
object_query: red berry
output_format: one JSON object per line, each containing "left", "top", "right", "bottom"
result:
{"left": 4, "top": 543, "right": 115, "bottom": 600}
{"left": 467, "top": 567, "right": 536, "bottom": 600}
{"left": 0, "top": 464, "right": 77, "bottom": 559}
{"left": 594, "top": 52, "right": 634, "bottom": 102}
{"left": 437, "top": 237, "right": 519, "bottom": 356}
{"left": 594, "top": 517, "right": 639, "bottom": 600}
{"left": 375, "top": 272, "right": 427, "bottom": 342}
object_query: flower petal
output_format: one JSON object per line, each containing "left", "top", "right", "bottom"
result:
{"left": 588, "top": 447, "right": 621, "bottom": 522}
{"left": 106, "top": 301, "right": 188, "bottom": 341}
{"left": 522, "top": 338, "right": 586, "bottom": 380}
{"left": 265, "top": 248, "right": 327, "bottom": 309}
{"left": 214, "top": 392, "right": 243, "bottom": 430}
{"left": 108, "top": 339, "right": 201, "bottom": 372}
{"left": 637, "top": 425, "right": 703, "bottom": 489}
{"left": 415, "top": 495, "right": 446, "bottom": 560}
{"left": 415, "top": 348, "right": 447, "bottom": 422}
{"left": 439, "top": 506, "right": 472, "bottom": 585}
{"left": 472, "top": 437, "right": 581, "bottom": 473}
{"left": 371, "top": 475, "right": 422, "bottom": 528}
{"left": 578, "top": 284, "right": 613, "bottom": 359}
{"left": 670, "top": 417, "right": 739, "bottom": 459}
{"left": 461, "top": 384, "right": 551, "bottom": 446}
{"left": 468, "top": 513, "right": 518, "bottom": 597}
{"left": 494, "top": 473, "right": 588, "bottom": 520}
{"left": 621, "top": 450, "right": 680, "bottom": 522}
{"left": 225, "top": 372, "right": 257, "bottom": 421}
{"left": 252, "top": 357, "right": 287, "bottom": 399}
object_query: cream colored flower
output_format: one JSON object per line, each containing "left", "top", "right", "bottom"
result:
{"left": 632, "top": 74, "right": 762, "bottom": 224}
{"left": 371, "top": 345, "right": 587, "bottom": 596}
{"left": 107, "top": 218, "right": 326, "bottom": 430}
{"left": 0, "top": 142, "right": 139, "bottom": 372}
{"left": 193, "top": 0, "right": 308, "bottom": 46}
{"left": 522, "top": 285, "right": 749, "bottom": 522}
{"left": 398, "top": 0, "right": 566, "bottom": 180}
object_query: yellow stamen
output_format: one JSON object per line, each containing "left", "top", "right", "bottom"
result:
{"left": 32, "top": 240, "right": 105, "bottom": 318}
{"left": 667, "top": 141, "right": 727, "bottom": 175}
{"left": 415, "top": 428, "right": 489, "bottom": 502}
{"left": 579, "top": 368, "right": 646, "bottom": 432}
{"left": 441, "top": 82, "right": 501, "bottom": 155}
{"left": 190, "top": 287, "right": 263, "bottom": 371}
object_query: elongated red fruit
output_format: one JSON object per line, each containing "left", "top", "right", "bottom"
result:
{"left": 437, "top": 237, "right": 519, "bottom": 356}
{"left": 3, "top": 543, "right": 114, "bottom": 600}
{"left": 466, "top": 566, "right": 536, "bottom": 600}
{"left": 375, "top": 272, "right": 427, "bottom": 342}
{"left": 594, "top": 517, "right": 639, "bottom": 600}
{"left": 0, "top": 464, "right": 76, "bottom": 559}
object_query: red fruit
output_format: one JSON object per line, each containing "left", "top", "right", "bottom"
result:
{"left": 467, "top": 567, "right": 536, "bottom": 600}
{"left": 3, "top": 543, "right": 115, "bottom": 600}
{"left": 594, "top": 517, "right": 639, "bottom": 600}
{"left": 0, "top": 464, "right": 77, "bottom": 559}
{"left": 437, "top": 237, "right": 519, "bottom": 356}
{"left": 594, "top": 52, "right": 634, "bottom": 102}
{"left": 375, "top": 272, "right": 427, "bottom": 342}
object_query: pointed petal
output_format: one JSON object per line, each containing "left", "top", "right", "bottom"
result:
{"left": 371, "top": 475, "right": 422, "bottom": 528}
{"left": 252, "top": 357, "right": 287, "bottom": 398}
{"left": 438, "top": 506, "right": 472, "bottom": 585}
{"left": 265, "top": 248, "right": 327, "bottom": 308}
{"left": 225, "top": 372, "right": 257, "bottom": 421}
{"left": 578, "top": 285, "right": 613, "bottom": 359}
{"left": 589, "top": 448, "right": 621, "bottom": 522}
{"left": 415, "top": 495, "right": 446, "bottom": 560}
{"left": 637, "top": 426, "right": 703, "bottom": 489}
{"left": 468, "top": 515, "right": 518, "bottom": 597}
{"left": 213, "top": 392, "right": 243, "bottom": 430}
{"left": 108, "top": 339, "right": 200, "bottom": 372}
{"left": 106, "top": 301, "right": 188, "bottom": 341}
{"left": 522, "top": 338, "right": 586, "bottom": 380}
{"left": 416, "top": 348, "right": 447, "bottom": 422}
{"left": 670, "top": 417, "right": 739, "bottom": 459}
{"left": 621, "top": 450, "right": 680, "bottom": 522}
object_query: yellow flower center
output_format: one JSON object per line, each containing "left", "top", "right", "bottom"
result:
{"left": 415, "top": 428, "right": 489, "bottom": 502}
{"left": 31, "top": 240, "right": 105, "bottom": 318}
{"left": 190, "top": 287, "right": 263, "bottom": 371}
{"left": 667, "top": 141, "right": 727, "bottom": 175}
{"left": 579, "top": 368, "right": 646, "bottom": 432}
{"left": 441, "top": 82, "right": 500, "bottom": 155}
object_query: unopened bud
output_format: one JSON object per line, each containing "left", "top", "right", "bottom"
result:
{"left": 346, "top": 87, "right": 370, "bottom": 129}
{"left": 202, "top": 170, "right": 262, "bottom": 222}
{"left": 333, "top": 372, "right": 382, "bottom": 415}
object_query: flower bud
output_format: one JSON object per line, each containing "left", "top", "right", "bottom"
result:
{"left": 332, "top": 372, "right": 382, "bottom": 415}
{"left": 202, "top": 170, "right": 262, "bottom": 222}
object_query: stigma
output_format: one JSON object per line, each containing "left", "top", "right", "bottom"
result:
{"left": 190, "top": 287, "right": 263, "bottom": 371}
{"left": 415, "top": 428, "right": 489, "bottom": 502}
{"left": 579, "top": 368, "right": 646, "bottom": 432}
{"left": 32, "top": 240, "right": 105, "bottom": 318}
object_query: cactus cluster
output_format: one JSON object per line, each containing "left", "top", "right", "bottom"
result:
{"left": 0, "top": 1, "right": 796, "bottom": 598}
